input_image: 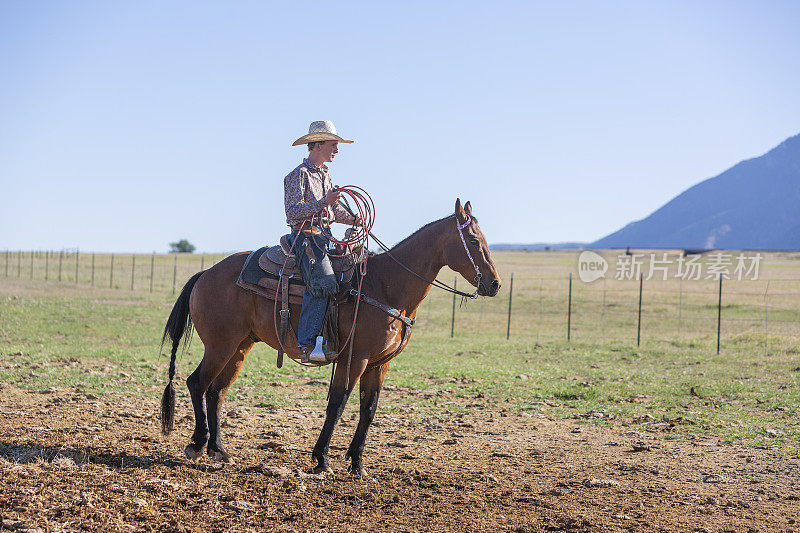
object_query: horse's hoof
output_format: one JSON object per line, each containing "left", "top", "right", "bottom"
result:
{"left": 184, "top": 444, "right": 204, "bottom": 461}
{"left": 313, "top": 464, "right": 334, "bottom": 475}
{"left": 208, "top": 450, "right": 233, "bottom": 463}
{"left": 348, "top": 466, "right": 369, "bottom": 478}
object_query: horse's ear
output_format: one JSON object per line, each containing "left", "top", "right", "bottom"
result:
{"left": 464, "top": 201, "right": 472, "bottom": 215}
{"left": 455, "top": 198, "right": 466, "bottom": 219}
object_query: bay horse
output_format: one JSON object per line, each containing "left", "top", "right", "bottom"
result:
{"left": 160, "top": 199, "right": 501, "bottom": 475}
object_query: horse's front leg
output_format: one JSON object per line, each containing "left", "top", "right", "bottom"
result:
{"left": 311, "top": 356, "right": 368, "bottom": 474}
{"left": 346, "top": 361, "right": 390, "bottom": 477}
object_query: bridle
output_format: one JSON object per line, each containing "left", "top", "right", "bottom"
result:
{"left": 456, "top": 214, "right": 482, "bottom": 290}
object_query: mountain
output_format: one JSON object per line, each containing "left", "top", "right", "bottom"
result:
{"left": 490, "top": 242, "right": 585, "bottom": 251}
{"left": 591, "top": 133, "right": 800, "bottom": 251}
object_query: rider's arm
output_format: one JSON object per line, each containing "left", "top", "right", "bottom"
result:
{"left": 284, "top": 169, "right": 328, "bottom": 221}
{"left": 331, "top": 197, "right": 356, "bottom": 225}
{"left": 323, "top": 175, "right": 355, "bottom": 225}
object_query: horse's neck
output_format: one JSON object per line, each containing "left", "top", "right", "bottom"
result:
{"left": 367, "top": 219, "right": 450, "bottom": 315}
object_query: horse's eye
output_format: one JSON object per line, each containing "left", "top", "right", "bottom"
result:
{"left": 470, "top": 238, "right": 480, "bottom": 246}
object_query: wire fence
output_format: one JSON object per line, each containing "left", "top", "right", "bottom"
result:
{"left": 418, "top": 268, "right": 800, "bottom": 353}
{"left": 3, "top": 250, "right": 799, "bottom": 352}
{"left": 1, "top": 249, "right": 223, "bottom": 294}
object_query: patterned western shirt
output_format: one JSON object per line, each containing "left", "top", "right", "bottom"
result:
{"left": 284, "top": 158, "right": 354, "bottom": 228}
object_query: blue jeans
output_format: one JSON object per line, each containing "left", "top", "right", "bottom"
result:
{"left": 290, "top": 229, "right": 334, "bottom": 348}
{"left": 298, "top": 290, "right": 328, "bottom": 348}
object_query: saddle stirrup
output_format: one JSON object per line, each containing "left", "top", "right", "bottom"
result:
{"left": 306, "top": 336, "right": 328, "bottom": 363}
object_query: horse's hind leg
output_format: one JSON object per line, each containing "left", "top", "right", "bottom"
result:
{"left": 206, "top": 338, "right": 254, "bottom": 462}
{"left": 346, "top": 361, "right": 390, "bottom": 477}
{"left": 185, "top": 341, "right": 240, "bottom": 460}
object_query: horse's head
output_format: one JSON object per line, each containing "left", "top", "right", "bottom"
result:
{"left": 444, "top": 199, "right": 502, "bottom": 297}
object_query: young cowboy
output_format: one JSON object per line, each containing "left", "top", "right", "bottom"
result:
{"left": 285, "top": 120, "right": 361, "bottom": 363}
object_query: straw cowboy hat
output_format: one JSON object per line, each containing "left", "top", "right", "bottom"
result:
{"left": 292, "top": 120, "right": 354, "bottom": 146}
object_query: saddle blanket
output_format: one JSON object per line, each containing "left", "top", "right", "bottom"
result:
{"left": 236, "top": 247, "right": 305, "bottom": 305}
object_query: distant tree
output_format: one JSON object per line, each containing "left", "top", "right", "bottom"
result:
{"left": 169, "top": 239, "right": 196, "bottom": 253}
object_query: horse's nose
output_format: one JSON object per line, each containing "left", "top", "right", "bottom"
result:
{"left": 490, "top": 279, "right": 500, "bottom": 295}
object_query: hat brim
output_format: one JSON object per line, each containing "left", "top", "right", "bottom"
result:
{"left": 292, "top": 133, "right": 354, "bottom": 146}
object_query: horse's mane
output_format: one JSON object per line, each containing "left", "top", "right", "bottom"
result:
{"left": 368, "top": 211, "right": 479, "bottom": 256}
{"left": 389, "top": 212, "right": 478, "bottom": 251}
{"left": 369, "top": 214, "right": 453, "bottom": 256}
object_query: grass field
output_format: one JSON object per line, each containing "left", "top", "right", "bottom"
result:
{"left": 1, "top": 249, "right": 798, "bottom": 447}
{"left": 2, "top": 249, "right": 799, "bottom": 531}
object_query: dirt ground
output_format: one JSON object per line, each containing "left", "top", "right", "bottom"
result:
{"left": 0, "top": 382, "right": 798, "bottom": 533}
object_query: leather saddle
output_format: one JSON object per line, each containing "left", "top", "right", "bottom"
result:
{"left": 257, "top": 234, "right": 359, "bottom": 286}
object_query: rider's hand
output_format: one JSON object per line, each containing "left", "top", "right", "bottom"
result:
{"left": 353, "top": 214, "right": 363, "bottom": 227}
{"left": 325, "top": 189, "right": 342, "bottom": 205}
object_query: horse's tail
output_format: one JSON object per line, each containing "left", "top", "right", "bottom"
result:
{"left": 160, "top": 270, "right": 204, "bottom": 436}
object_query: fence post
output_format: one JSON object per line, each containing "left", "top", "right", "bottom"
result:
{"left": 567, "top": 273, "right": 572, "bottom": 341}
{"left": 150, "top": 253, "right": 155, "bottom": 293}
{"left": 17, "top": 251, "right": 21, "bottom": 278}
{"left": 716, "top": 277, "right": 723, "bottom": 355}
{"left": 110, "top": 253, "right": 114, "bottom": 288}
{"left": 506, "top": 272, "right": 514, "bottom": 340}
{"left": 601, "top": 277, "right": 607, "bottom": 343}
{"left": 130, "top": 254, "right": 136, "bottom": 290}
{"left": 75, "top": 250, "right": 79, "bottom": 284}
{"left": 4, "top": 250, "right": 8, "bottom": 277}
{"left": 538, "top": 278, "right": 543, "bottom": 343}
{"left": 764, "top": 281, "right": 770, "bottom": 356}
{"left": 636, "top": 273, "right": 643, "bottom": 346}
{"left": 91, "top": 253, "right": 95, "bottom": 287}
{"left": 172, "top": 255, "right": 178, "bottom": 294}
{"left": 678, "top": 278, "right": 683, "bottom": 337}
{"left": 30, "top": 251, "right": 34, "bottom": 279}
{"left": 45, "top": 251, "right": 49, "bottom": 280}
{"left": 450, "top": 276, "right": 456, "bottom": 338}
{"left": 201, "top": 254, "right": 205, "bottom": 271}
{"left": 58, "top": 251, "right": 63, "bottom": 282}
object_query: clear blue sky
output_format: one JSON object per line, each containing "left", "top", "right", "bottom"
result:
{"left": 1, "top": 1, "right": 799, "bottom": 253}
